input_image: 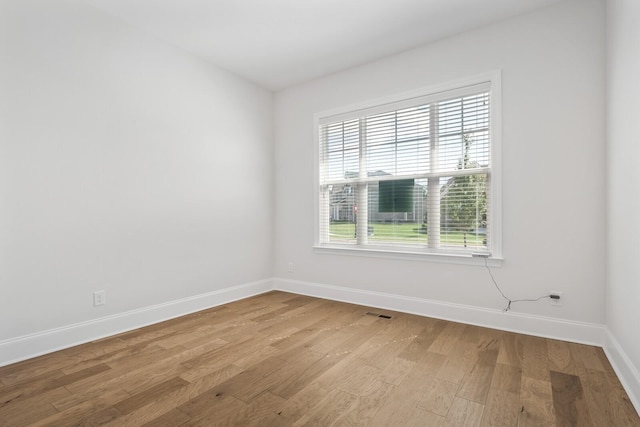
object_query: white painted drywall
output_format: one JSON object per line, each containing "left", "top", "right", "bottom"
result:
{"left": 274, "top": 0, "right": 606, "bottom": 323}
{"left": 0, "top": 0, "right": 273, "bottom": 341}
{"left": 606, "top": 0, "right": 640, "bottom": 384}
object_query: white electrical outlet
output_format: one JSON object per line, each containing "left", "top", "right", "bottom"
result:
{"left": 287, "top": 262, "right": 294, "bottom": 273}
{"left": 550, "top": 291, "right": 563, "bottom": 307}
{"left": 94, "top": 290, "right": 106, "bottom": 306}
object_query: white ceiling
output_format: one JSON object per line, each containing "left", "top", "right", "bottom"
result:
{"left": 83, "top": 0, "right": 564, "bottom": 91}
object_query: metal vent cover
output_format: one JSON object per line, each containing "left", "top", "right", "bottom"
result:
{"left": 365, "top": 311, "right": 392, "bottom": 319}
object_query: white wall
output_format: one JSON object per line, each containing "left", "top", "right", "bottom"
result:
{"left": 274, "top": 0, "right": 606, "bottom": 324}
{"left": 0, "top": 0, "right": 273, "bottom": 343}
{"left": 606, "top": 0, "right": 640, "bottom": 402}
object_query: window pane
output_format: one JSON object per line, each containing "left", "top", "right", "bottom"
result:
{"left": 439, "top": 174, "right": 488, "bottom": 250}
{"left": 322, "top": 119, "right": 359, "bottom": 181}
{"left": 366, "top": 106, "right": 430, "bottom": 176}
{"left": 327, "top": 183, "right": 358, "bottom": 243}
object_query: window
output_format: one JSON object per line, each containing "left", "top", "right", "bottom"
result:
{"left": 315, "top": 73, "right": 501, "bottom": 262}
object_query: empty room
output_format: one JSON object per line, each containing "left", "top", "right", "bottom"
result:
{"left": 1, "top": 0, "right": 639, "bottom": 425}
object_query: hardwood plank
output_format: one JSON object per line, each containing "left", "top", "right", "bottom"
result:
{"left": 64, "top": 345, "right": 180, "bottom": 394}
{"left": 114, "top": 376, "right": 190, "bottom": 414}
{"left": 308, "top": 314, "right": 381, "bottom": 356}
{"left": 356, "top": 315, "right": 422, "bottom": 370}
{"left": 580, "top": 367, "right": 616, "bottom": 427}
{"left": 443, "top": 397, "right": 484, "bottom": 426}
{"left": 51, "top": 385, "right": 130, "bottom": 412}
{"left": 405, "top": 408, "right": 445, "bottom": 427}
{"left": 119, "top": 339, "right": 229, "bottom": 395}
{"left": 550, "top": 370, "right": 593, "bottom": 427}
{"left": 608, "top": 383, "right": 639, "bottom": 425}
{"left": 270, "top": 307, "right": 363, "bottom": 352}
{"left": 34, "top": 387, "right": 130, "bottom": 426}
{"left": 270, "top": 351, "right": 346, "bottom": 400}
{"left": 306, "top": 353, "right": 374, "bottom": 393}
{"left": 282, "top": 294, "right": 319, "bottom": 307}
{"left": 152, "top": 325, "right": 220, "bottom": 350}
{"left": 569, "top": 342, "right": 604, "bottom": 372}
{"left": 496, "top": 331, "right": 524, "bottom": 367}
{"left": 142, "top": 408, "right": 191, "bottom": 427}
{"left": 230, "top": 350, "right": 324, "bottom": 402}
{"left": 81, "top": 407, "right": 124, "bottom": 426}
{"left": 377, "top": 356, "right": 415, "bottom": 386}
{"left": 457, "top": 348, "right": 499, "bottom": 404}
{"left": 111, "top": 326, "right": 178, "bottom": 344}
{"left": 547, "top": 339, "right": 579, "bottom": 375}
{"left": 33, "top": 405, "right": 124, "bottom": 427}
{"left": 250, "top": 299, "right": 312, "bottom": 323}
{"left": 475, "top": 327, "right": 503, "bottom": 351}
{"left": 334, "top": 361, "right": 381, "bottom": 395}
{"left": 242, "top": 392, "right": 287, "bottom": 424}
{"left": 292, "top": 389, "right": 358, "bottom": 426}
{"left": 521, "top": 335, "right": 550, "bottom": 381}
{"left": 331, "top": 379, "right": 395, "bottom": 427}
{"left": 436, "top": 340, "right": 479, "bottom": 384}
{"left": 518, "top": 377, "right": 555, "bottom": 426}
{"left": 608, "top": 390, "right": 640, "bottom": 426}
{"left": 60, "top": 341, "right": 159, "bottom": 375}
{"left": 233, "top": 343, "right": 282, "bottom": 368}
{"left": 63, "top": 336, "right": 131, "bottom": 359}
{"left": 480, "top": 363, "right": 522, "bottom": 426}
{"left": 0, "top": 353, "right": 72, "bottom": 387}
{"left": 427, "top": 322, "right": 466, "bottom": 355}
{"left": 0, "top": 368, "right": 66, "bottom": 407}
{"left": 276, "top": 381, "right": 330, "bottom": 422}
{"left": 460, "top": 324, "right": 488, "bottom": 345}
{"left": 176, "top": 385, "right": 238, "bottom": 419}
{"left": 417, "top": 377, "right": 459, "bottom": 416}
{"left": 100, "top": 364, "right": 244, "bottom": 426}
{"left": 204, "top": 356, "right": 287, "bottom": 403}
{"left": 179, "top": 335, "right": 273, "bottom": 381}
{"left": 185, "top": 394, "right": 248, "bottom": 427}
{"left": 489, "top": 363, "right": 521, "bottom": 393}
{"left": 368, "top": 354, "right": 446, "bottom": 427}
{"left": 0, "top": 386, "right": 71, "bottom": 427}
{"left": 580, "top": 369, "right": 640, "bottom": 426}
{"left": 592, "top": 349, "right": 640, "bottom": 424}
{"left": 257, "top": 299, "right": 328, "bottom": 334}
{"left": 480, "top": 389, "right": 519, "bottom": 427}
{"left": 397, "top": 318, "right": 447, "bottom": 362}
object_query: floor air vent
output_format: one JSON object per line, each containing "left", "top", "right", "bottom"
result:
{"left": 365, "top": 312, "right": 392, "bottom": 319}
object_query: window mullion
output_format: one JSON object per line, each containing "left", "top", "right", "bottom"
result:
{"left": 356, "top": 118, "right": 369, "bottom": 245}
{"left": 319, "top": 127, "right": 327, "bottom": 244}
{"left": 427, "top": 103, "right": 440, "bottom": 248}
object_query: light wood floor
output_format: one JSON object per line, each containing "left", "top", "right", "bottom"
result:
{"left": 1, "top": 292, "right": 638, "bottom": 426}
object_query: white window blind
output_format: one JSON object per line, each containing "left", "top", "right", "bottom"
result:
{"left": 318, "top": 81, "right": 495, "bottom": 257}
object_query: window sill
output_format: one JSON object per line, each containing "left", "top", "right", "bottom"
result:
{"left": 313, "top": 245, "right": 503, "bottom": 267}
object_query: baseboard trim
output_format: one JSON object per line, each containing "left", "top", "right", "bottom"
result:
{"left": 603, "top": 329, "right": 640, "bottom": 415}
{"left": 274, "top": 278, "right": 605, "bottom": 346}
{"left": 0, "top": 279, "right": 273, "bottom": 367}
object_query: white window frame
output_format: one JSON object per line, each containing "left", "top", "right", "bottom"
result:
{"left": 313, "top": 71, "right": 502, "bottom": 266}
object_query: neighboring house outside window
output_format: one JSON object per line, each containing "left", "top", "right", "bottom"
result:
{"left": 315, "top": 72, "right": 502, "bottom": 264}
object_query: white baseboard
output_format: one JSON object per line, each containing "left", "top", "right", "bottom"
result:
{"left": 603, "top": 329, "right": 640, "bottom": 415}
{"left": 274, "top": 278, "right": 605, "bottom": 346}
{"left": 0, "top": 279, "right": 273, "bottom": 367}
